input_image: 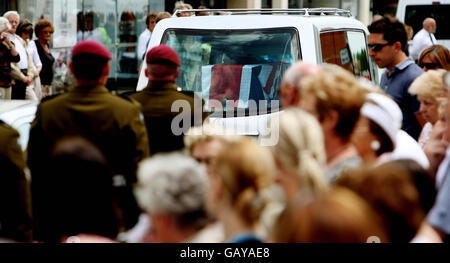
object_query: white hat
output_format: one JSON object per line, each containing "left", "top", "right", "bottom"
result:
{"left": 360, "top": 93, "right": 403, "bottom": 146}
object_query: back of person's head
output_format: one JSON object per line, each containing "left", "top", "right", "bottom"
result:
{"left": 288, "top": 187, "right": 388, "bottom": 243}
{"left": 145, "top": 44, "right": 180, "bottom": 81}
{"left": 283, "top": 62, "right": 321, "bottom": 86}
{"left": 135, "top": 153, "right": 209, "bottom": 231}
{"left": 0, "top": 17, "right": 11, "bottom": 33}
{"left": 336, "top": 163, "right": 426, "bottom": 242}
{"left": 300, "top": 65, "right": 366, "bottom": 142}
{"left": 156, "top": 12, "right": 171, "bottom": 24}
{"left": 0, "top": 142, "right": 29, "bottom": 242}
{"left": 387, "top": 159, "right": 437, "bottom": 213}
{"left": 368, "top": 16, "right": 408, "bottom": 53}
{"left": 72, "top": 54, "right": 109, "bottom": 81}
{"left": 70, "top": 40, "right": 112, "bottom": 81}
{"left": 47, "top": 136, "right": 119, "bottom": 242}
{"left": 417, "top": 45, "right": 450, "bottom": 70}
{"left": 271, "top": 108, "right": 327, "bottom": 195}
{"left": 409, "top": 69, "right": 447, "bottom": 99}
{"left": 211, "top": 139, "right": 275, "bottom": 226}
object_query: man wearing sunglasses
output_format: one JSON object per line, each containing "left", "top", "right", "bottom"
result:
{"left": 368, "top": 16, "right": 425, "bottom": 141}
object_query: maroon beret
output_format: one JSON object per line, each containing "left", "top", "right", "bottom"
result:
{"left": 146, "top": 44, "right": 181, "bottom": 66}
{"left": 71, "top": 40, "right": 112, "bottom": 60}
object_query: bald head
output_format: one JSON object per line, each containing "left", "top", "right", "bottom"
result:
{"left": 423, "top": 17, "right": 436, "bottom": 34}
{"left": 280, "top": 62, "right": 322, "bottom": 108}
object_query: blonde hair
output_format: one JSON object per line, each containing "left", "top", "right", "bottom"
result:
{"left": 272, "top": 108, "right": 327, "bottom": 194}
{"left": 184, "top": 123, "right": 242, "bottom": 153}
{"left": 211, "top": 139, "right": 275, "bottom": 226}
{"left": 156, "top": 12, "right": 171, "bottom": 24}
{"left": 409, "top": 69, "right": 447, "bottom": 99}
{"left": 300, "top": 65, "right": 366, "bottom": 141}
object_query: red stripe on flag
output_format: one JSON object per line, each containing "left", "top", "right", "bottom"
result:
{"left": 210, "top": 65, "right": 243, "bottom": 106}
{"left": 264, "top": 65, "right": 278, "bottom": 95}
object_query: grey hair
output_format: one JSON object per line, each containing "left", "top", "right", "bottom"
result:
{"left": 3, "top": 11, "right": 20, "bottom": 20}
{"left": 0, "top": 17, "right": 11, "bottom": 32}
{"left": 135, "top": 153, "right": 208, "bottom": 215}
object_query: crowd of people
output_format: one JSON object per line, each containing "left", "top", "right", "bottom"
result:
{"left": 2, "top": 5, "right": 450, "bottom": 243}
{"left": 0, "top": 11, "right": 55, "bottom": 100}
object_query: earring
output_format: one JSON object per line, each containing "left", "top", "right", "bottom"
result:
{"left": 371, "top": 140, "right": 380, "bottom": 151}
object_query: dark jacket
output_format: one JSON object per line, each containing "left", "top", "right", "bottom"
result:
{"left": 27, "top": 85, "right": 149, "bottom": 241}
{"left": 0, "top": 120, "right": 32, "bottom": 242}
{"left": 130, "top": 81, "right": 207, "bottom": 155}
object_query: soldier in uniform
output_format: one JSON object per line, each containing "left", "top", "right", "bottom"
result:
{"left": 27, "top": 40, "right": 149, "bottom": 242}
{"left": 0, "top": 121, "right": 32, "bottom": 242}
{"left": 130, "top": 44, "right": 206, "bottom": 155}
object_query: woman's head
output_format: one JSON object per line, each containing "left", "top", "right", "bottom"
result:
{"left": 352, "top": 116, "right": 394, "bottom": 161}
{"left": 16, "top": 19, "right": 33, "bottom": 40}
{"left": 271, "top": 108, "right": 327, "bottom": 201}
{"left": 352, "top": 93, "right": 401, "bottom": 162}
{"left": 300, "top": 65, "right": 366, "bottom": 143}
{"left": 336, "top": 163, "right": 426, "bottom": 242}
{"left": 285, "top": 187, "right": 388, "bottom": 243}
{"left": 409, "top": 69, "right": 447, "bottom": 124}
{"left": 135, "top": 153, "right": 209, "bottom": 238}
{"left": 34, "top": 19, "right": 54, "bottom": 42}
{"left": 209, "top": 139, "right": 275, "bottom": 227}
{"left": 418, "top": 45, "right": 450, "bottom": 71}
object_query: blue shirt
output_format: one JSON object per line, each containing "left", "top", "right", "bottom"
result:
{"left": 226, "top": 232, "right": 263, "bottom": 243}
{"left": 380, "top": 58, "right": 424, "bottom": 140}
{"left": 428, "top": 161, "right": 450, "bottom": 236}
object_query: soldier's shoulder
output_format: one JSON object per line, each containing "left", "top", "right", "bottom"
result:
{"left": 39, "top": 93, "right": 67, "bottom": 108}
{"left": 174, "top": 89, "right": 200, "bottom": 102}
{"left": 0, "top": 119, "right": 19, "bottom": 139}
{"left": 106, "top": 92, "right": 143, "bottom": 112}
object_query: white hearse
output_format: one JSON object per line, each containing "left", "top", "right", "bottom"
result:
{"left": 137, "top": 9, "right": 378, "bottom": 144}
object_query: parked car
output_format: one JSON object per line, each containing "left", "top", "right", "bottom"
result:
{"left": 396, "top": 0, "right": 450, "bottom": 52}
{"left": 137, "top": 9, "right": 379, "bottom": 144}
{"left": 0, "top": 100, "right": 38, "bottom": 152}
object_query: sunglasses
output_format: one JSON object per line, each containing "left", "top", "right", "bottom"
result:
{"left": 368, "top": 43, "right": 392, "bottom": 52}
{"left": 419, "top": 62, "right": 438, "bottom": 70}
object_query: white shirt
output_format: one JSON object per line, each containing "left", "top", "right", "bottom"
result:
{"left": 26, "top": 40, "right": 42, "bottom": 70}
{"left": 409, "top": 28, "right": 437, "bottom": 61}
{"left": 377, "top": 130, "right": 430, "bottom": 169}
{"left": 8, "top": 33, "right": 28, "bottom": 70}
{"left": 418, "top": 122, "right": 433, "bottom": 149}
{"left": 137, "top": 29, "right": 151, "bottom": 60}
